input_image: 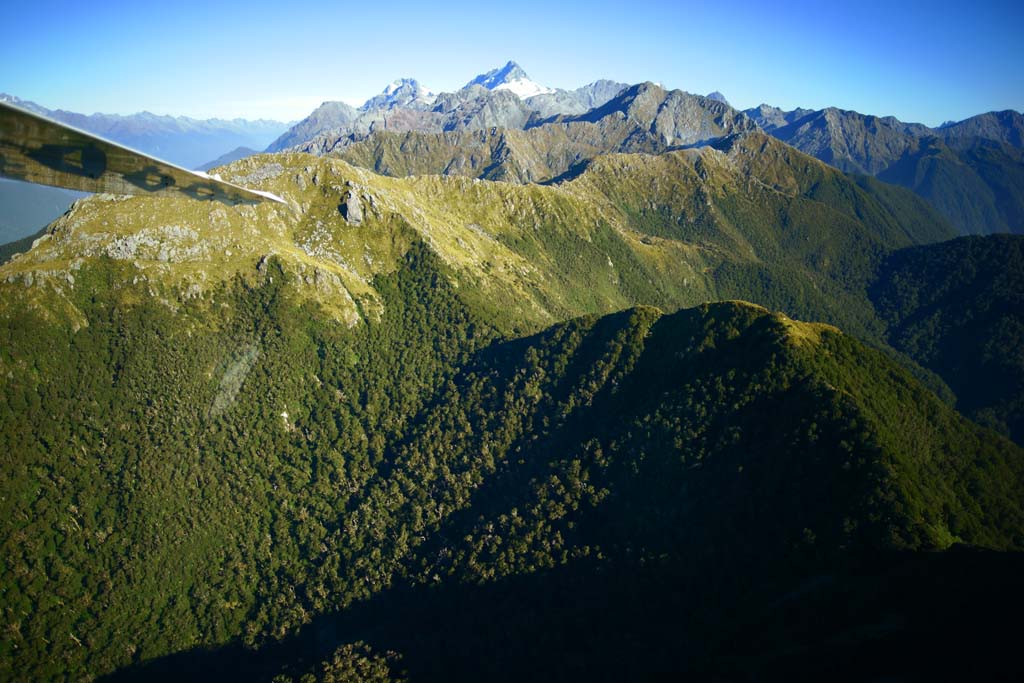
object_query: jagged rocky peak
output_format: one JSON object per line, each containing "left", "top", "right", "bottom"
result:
{"left": 264, "top": 100, "right": 359, "bottom": 152}
{"left": 939, "top": 110, "right": 1024, "bottom": 149}
{"left": 464, "top": 60, "right": 554, "bottom": 98}
{"left": 743, "top": 104, "right": 817, "bottom": 132}
{"left": 706, "top": 91, "right": 730, "bottom": 105}
{"left": 360, "top": 78, "right": 437, "bottom": 112}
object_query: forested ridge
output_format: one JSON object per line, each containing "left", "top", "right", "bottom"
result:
{"left": 0, "top": 142, "right": 1022, "bottom": 681}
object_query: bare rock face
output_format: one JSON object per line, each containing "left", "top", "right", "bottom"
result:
{"left": 340, "top": 190, "right": 363, "bottom": 225}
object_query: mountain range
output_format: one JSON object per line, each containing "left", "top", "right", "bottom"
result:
{"left": 746, "top": 104, "right": 1024, "bottom": 234}
{"left": 1, "top": 61, "right": 1023, "bottom": 682}
{"left": 259, "top": 62, "right": 1024, "bottom": 238}
{"left": 265, "top": 62, "right": 630, "bottom": 154}
{"left": 8, "top": 61, "right": 1020, "bottom": 241}
{"left": 0, "top": 93, "right": 289, "bottom": 169}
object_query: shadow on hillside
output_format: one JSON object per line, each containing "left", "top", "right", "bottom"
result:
{"left": 99, "top": 549, "right": 1024, "bottom": 682}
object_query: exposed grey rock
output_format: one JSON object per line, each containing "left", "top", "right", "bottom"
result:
{"left": 743, "top": 104, "right": 816, "bottom": 132}
{"left": 295, "top": 86, "right": 537, "bottom": 155}
{"left": 234, "top": 163, "right": 285, "bottom": 185}
{"left": 340, "top": 191, "right": 363, "bottom": 225}
{"left": 939, "top": 110, "right": 1024, "bottom": 150}
{"left": 266, "top": 101, "right": 359, "bottom": 152}
{"left": 256, "top": 253, "right": 273, "bottom": 275}
{"left": 560, "top": 82, "right": 757, "bottom": 147}
{"left": 525, "top": 80, "right": 629, "bottom": 118}
{"left": 706, "top": 91, "right": 730, "bottom": 106}
{"left": 329, "top": 83, "right": 758, "bottom": 185}
{"left": 103, "top": 226, "right": 206, "bottom": 262}
{"left": 360, "top": 78, "right": 436, "bottom": 112}
{"left": 275, "top": 71, "right": 618, "bottom": 155}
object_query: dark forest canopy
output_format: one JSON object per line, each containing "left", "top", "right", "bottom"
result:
{"left": 0, "top": 138, "right": 1021, "bottom": 681}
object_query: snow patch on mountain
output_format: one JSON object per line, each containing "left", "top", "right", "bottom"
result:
{"left": 465, "top": 61, "right": 553, "bottom": 99}
{"left": 361, "top": 78, "right": 436, "bottom": 111}
{"left": 495, "top": 78, "right": 554, "bottom": 98}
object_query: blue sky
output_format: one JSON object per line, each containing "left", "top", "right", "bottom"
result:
{"left": 1, "top": 0, "right": 1021, "bottom": 125}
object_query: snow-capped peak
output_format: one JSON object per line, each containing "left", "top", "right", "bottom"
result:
{"left": 464, "top": 61, "right": 554, "bottom": 99}
{"left": 361, "top": 78, "right": 436, "bottom": 111}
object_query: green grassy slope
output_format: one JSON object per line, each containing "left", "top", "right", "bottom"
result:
{"left": 0, "top": 141, "right": 954, "bottom": 338}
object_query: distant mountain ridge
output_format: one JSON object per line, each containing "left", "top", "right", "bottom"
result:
{"left": 940, "top": 110, "right": 1024, "bottom": 149}
{"left": 260, "top": 62, "right": 1024, "bottom": 238}
{"left": 746, "top": 103, "right": 1024, "bottom": 234}
{"left": 0, "top": 93, "right": 289, "bottom": 169}
{"left": 275, "top": 68, "right": 1023, "bottom": 238}
{"left": 4, "top": 66, "right": 1022, "bottom": 240}
{"left": 0, "top": 93, "right": 291, "bottom": 244}
{"left": 525, "top": 79, "right": 630, "bottom": 117}
{"left": 0, "top": 179, "right": 85, "bottom": 248}
{"left": 265, "top": 62, "right": 627, "bottom": 154}
{"left": 290, "top": 81, "right": 753, "bottom": 185}
{"left": 196, "top": 146, "right": 260, "bottom": 172}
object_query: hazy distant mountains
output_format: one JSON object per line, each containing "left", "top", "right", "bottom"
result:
{"left": 747, "top": 105, "right": 1024, "bottom": 234}
{"left": 196, "top": 147, "right": 261, "bottom": 172}
{"left": 0, "top": 179, "right": 84, "bottom": 253}
{"left": 0, "top": 94, "right": 290, "bottom": 243}
{"left": 0, "top": 93, "right": 288, "bottom": 169}
{"left": 939, "top": 110, "right": 1024, "bottom": 148}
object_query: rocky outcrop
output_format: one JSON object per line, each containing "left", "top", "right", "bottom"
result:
{"left": 340, "top": 190, "right": 363, "bottom": 225}
{"left": 266, "top": 101, "right": 360, "bottom": 152}
{"left": 329, "top": 83, "right": 758, "bottom": 185}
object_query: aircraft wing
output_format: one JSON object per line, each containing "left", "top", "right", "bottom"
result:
{"left": 0, "top": 100, "right": 284, "bottom": 205}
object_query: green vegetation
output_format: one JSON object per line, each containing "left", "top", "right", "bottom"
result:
{"left": 0, "top": 140, "right": 1021, "bottom": 681}
{"left": 2, "top": 243, "right": 1022, "bottom": 681}
{"left": 872, "top": 234, "right": 1024, "bottom": 443}
{"left": 877, "top": 138, "right": 1024, "bottom": 235}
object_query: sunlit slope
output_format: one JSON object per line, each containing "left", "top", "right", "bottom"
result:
{"left": 1, "top": 135, "right": 953, "bottom": 338}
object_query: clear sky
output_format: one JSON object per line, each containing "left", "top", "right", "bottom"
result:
{"left": 1, "top": 0, "right": 1021, "bottom": 126}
